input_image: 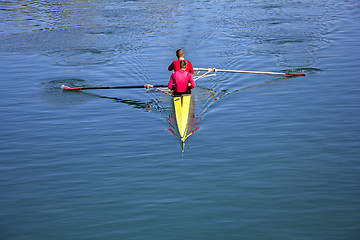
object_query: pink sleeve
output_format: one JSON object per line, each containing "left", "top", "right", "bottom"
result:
{"left": 168, "top": 74, "right": 174, "bottom": 90}
{"left": 188, "top": 73, "right": 196, "bottom": 89}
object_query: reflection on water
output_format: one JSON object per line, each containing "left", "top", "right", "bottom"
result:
{"left": 42, "top": 48, "right": 116, "bottom": 66}
{"left": 0, "top": 0, "right": 332, "bottom": 69}
{"left": 0, "top": 0, "right": 182, "bottom": 56}
{"left": 2, "top": 0, "right": 360, "bottom": 239}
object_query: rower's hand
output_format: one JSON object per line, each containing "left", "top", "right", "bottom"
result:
{"left": 188, "top": 83, "right": 191, "bottom": 87}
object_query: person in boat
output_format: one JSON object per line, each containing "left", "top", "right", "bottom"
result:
{"left": 168, "top": 60, "right": 196, "bottom": 95}
{"left": 168, "top": 49, "right": 194, "bottom": 74}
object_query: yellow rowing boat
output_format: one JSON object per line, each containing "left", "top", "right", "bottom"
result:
{"left": 173, "top": 94, "right": 192, "bottom": 141}
{"left": 169, "top": 93, "right": 199, "bottom": 152}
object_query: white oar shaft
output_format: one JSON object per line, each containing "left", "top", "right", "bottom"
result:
{"left": 194, "top": 68, "right": 285, "bottom": 75}
{"left": 193, "top": 68, "right": 305, "bottom": 76}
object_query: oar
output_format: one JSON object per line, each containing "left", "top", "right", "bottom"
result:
{"left": 193, "top": 68, "right": 305, "bottom": 76}
{"left": 61, "top": 84, "right": 167, "bottom": 90}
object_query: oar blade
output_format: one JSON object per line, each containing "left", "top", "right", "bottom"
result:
{"left": 285, "top": 72, "right": 306, "bottom": 76}
{"left": 61, "top": 85, "right": 82, "bottom": 90}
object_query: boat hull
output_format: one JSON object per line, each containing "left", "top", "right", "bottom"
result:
{"left": 172, "top": 94, "right": 192, "bottom": 143}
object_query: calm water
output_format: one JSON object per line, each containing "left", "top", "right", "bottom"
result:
{"left": 1, "top": 0, "right": 359, "bottom": 239}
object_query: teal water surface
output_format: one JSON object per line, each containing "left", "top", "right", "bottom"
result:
{"left": 1, "top": 0, "right": 359, "bottom": 239}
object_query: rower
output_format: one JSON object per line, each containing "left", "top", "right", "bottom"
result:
{"left": 168, "top": 60, "right": 196, "bottom": 96}
{"left": 168, "top": 49, "right": 194, "bottom": 74}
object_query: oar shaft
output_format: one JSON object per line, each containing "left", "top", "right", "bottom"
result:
{"left": 193, "top": 68, "right": 305, "bottom": 76}
{"left": 61, "top": 84, "right": 167, "bottom": 90}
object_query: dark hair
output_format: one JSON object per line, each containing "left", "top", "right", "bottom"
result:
{"left": 180, "top": 60, "right": 187, "bottom": 69}
{"left": 176, "top": 49, "right": 184, "bottom": 58}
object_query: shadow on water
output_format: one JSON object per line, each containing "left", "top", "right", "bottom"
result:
{"left": 41, "top": 78, "right": 203, "bottom": 151}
